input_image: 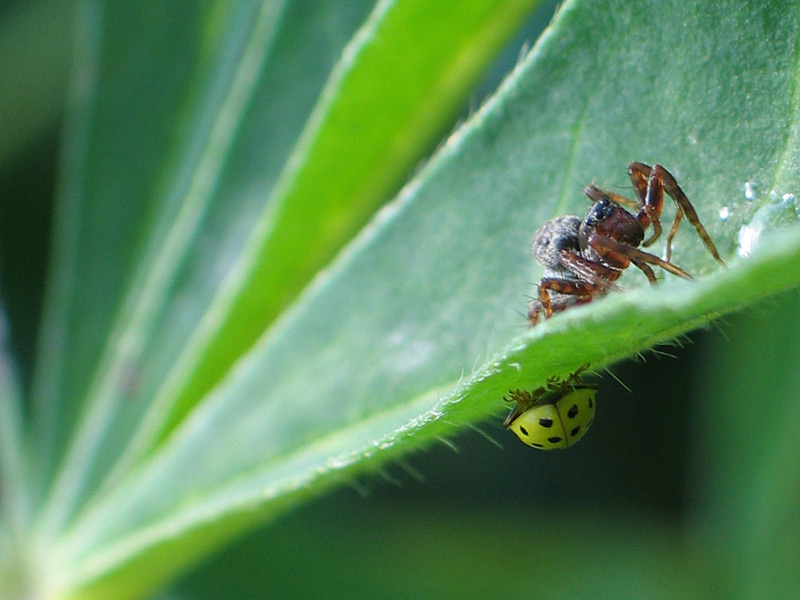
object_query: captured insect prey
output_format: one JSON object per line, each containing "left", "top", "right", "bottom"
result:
{"left": 504, "top": 365, "right": 597, "bottom": 450}
{"left": 528, "top": 162, "right": 725, "bottom": 325}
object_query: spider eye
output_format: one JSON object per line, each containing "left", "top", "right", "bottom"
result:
{"left": 586, "top": 198, "right": 613, "bottom": 226}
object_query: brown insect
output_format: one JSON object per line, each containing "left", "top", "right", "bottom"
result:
{"left": 528, "top": 162, "right": 725, "bottom": 325}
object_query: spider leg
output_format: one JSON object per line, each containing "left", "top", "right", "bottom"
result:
{"left": 586, "top": 233, "right": 693, "bottom": 281}
{"left": 627, "top": 162, "right": 649, "bottom": 205}
{"left": 584, "top": 184, "right": 640, "bottom": 210}
{"left": 583, "top": 232, "right": 656, "bottom": 282}
{"left": 528, "top": 277, "right": 601, "bottom": 325}
{"left": 647, "top": 164, "right": 725, "bottom": 265}
{"left": 529, "top": 294, "right": 594, "bottom": 326}
{"left": 630, "top": 257, "right": 657, "bottom": 282}
{"left": 663, "top": 205, "right": 684, "bottom": 262}
{"left": 558, "top": 249, "right": 622, "bottom": 290}
{"left": 629, "top": 162, "right": 664, "bottom": 247}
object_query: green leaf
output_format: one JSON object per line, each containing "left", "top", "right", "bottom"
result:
{"left": 17, "top": 0, "right": 800, "bottom": 598}
{"left": 158, "top": 0, "right": 543, "bottom": 446}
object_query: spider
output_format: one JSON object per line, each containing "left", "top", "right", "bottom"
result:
{"left": 528, "top": 162, "right": 725, "bottom": 325}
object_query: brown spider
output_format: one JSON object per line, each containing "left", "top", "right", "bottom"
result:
{"left": 528, "top": 162, "right": 725, "bottom": 325}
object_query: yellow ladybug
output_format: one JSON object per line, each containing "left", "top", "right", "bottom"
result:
{"left": 503, "top": 365, "right": 597, "bottom": 449}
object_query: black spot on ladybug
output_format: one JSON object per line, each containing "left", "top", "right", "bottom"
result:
{"left": 589, "top": 397, "right": 594, "bottom": 408}
{"left": 570, "top": 425, "right": 581, "bottom": 437}
{"left": 547, "top": 436, "right": 562, "bottom": 444}
{"left": 567, "top": 404, "right": 579, "bottom": 418}
{"left": 538, "top": 417, "right": 554, "bottom": 428}
{"left": 532, "top": 442, "right": 544, "bottom": 448}
{"left": 519, "top": 426, "right": 529, "bottom": 436}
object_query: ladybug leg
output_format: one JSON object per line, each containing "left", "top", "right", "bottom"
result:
{"left": 557, "top": 364, "right": 596, "bottom": 394}
{"left": 503, "top": 389, "right": 538, "bottom": 428}
{"left": 571, "top": 364, "right": 590, "bottom": 379}
{"left": 568, "top": 363, "right": 593, "bottom": 385}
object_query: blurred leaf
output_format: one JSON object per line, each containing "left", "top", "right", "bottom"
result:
{"left": 0, "top": 309, "right": 25, "bottom": 520}
{"left": 29, "top": 1, "right": 800, "bottom": 599}
{"left": 692, "top": 289, "right": 800, "bottom": 599}
{"left": 0, "top": 305, "right": 29, "bottom": 600}
{"left": 32, "top": 0, "right": 298, "bottom": 532}
{"left": 0, "top": 0, "right": 75, "bottom": 166}
{"left": 168, "top": 502, "right": 710, "bottom": 600}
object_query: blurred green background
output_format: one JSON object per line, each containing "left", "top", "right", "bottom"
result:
{"left": 2, "top": 1, "right": 800, "bottom": 599}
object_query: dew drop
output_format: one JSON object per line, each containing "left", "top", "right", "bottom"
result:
{"left": 736, "top": 192, "right": 800, "bottom": 258}
{"left": 744, "top": 181, "right": 757, "bottom": 201}
{"left": 737, "top": 223, "right": 762, "bottom": 258}
{"left": 718, "top": 206, "right": 730, "bottom": 220}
